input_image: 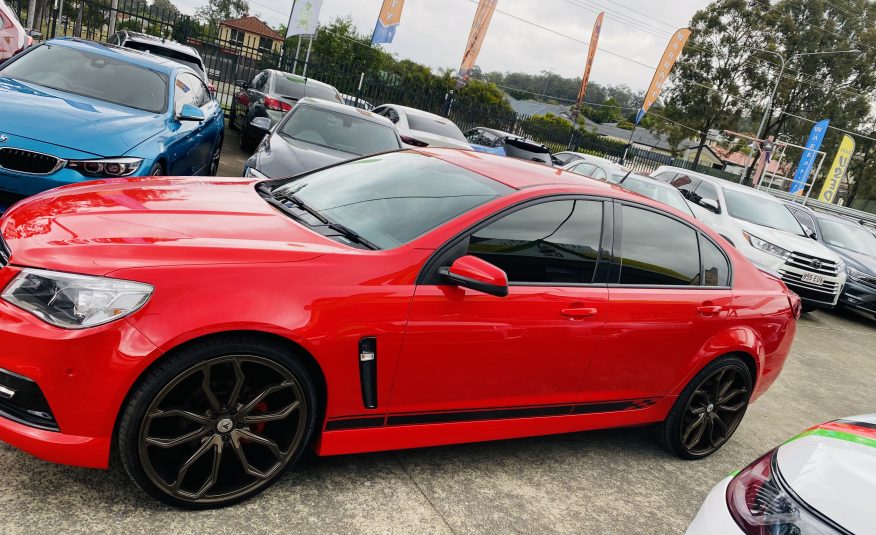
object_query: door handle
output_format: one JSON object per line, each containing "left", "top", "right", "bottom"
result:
{"left": 561, "top": 307, "right": 598, "bottom": 318}
{"left": 697, "top": 305, "right": 723, "bottom": 316}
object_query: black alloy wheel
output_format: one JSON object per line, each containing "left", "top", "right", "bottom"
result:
{"left": 657, "top": 356, "right": 752, "bottom": 459}
{"left": 119, "top": 338, "right": 317, "bottom": 508}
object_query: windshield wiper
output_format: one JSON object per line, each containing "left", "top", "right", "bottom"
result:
{"left": 273, "top": 190, "right": 329, "bottom": 224}
{"left": 327, "top": 222, "right": 378, "bottom": 250}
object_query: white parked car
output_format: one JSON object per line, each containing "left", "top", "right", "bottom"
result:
{"left": 372, "top": 104, "right": 470, "bottom": 149}
{"left": 553, "top": 151, "right": 629, "bottom": 171}
{"left": 562, "top": 159, "right": 630, "bottom": 184}
{"left": 652, "top": 166, "right": 846, "bottom": 311}
{"left": 688, "top": 414, "right": 876, "bottom": 534}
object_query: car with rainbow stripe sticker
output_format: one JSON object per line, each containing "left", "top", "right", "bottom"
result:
{"left": 687, "top": 415, "right": 876, "bottom": 534}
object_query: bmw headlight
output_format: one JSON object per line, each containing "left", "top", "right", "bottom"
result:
{"left": 66, "top": 157, "right": 143, "bottom": 178}
{"left": 743, "top": 231, "right": 791, "bottom": 260}
{"left": 1, "top": 269, "right": 153, "bottom": 329}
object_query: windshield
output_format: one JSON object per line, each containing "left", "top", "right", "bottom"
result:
{"left": 123, "top": 41, "right": 206, "bottom": 79}
{"left": 819, "top": 218, "right": 876, "bottom": 255}
{"left": 723, "top": 189, "right": 805, "bottom": 235}
{"left": 623, "top": 176, "right": 693, "bottom": 216}
{"left": 1, "top": 44, "right": 168, "bottom": 112}
{"left": 272, "top": 152, "right": 512, "bottom": 249}
{"left": 406, "top": 113, "right": 467, "bottom": 142}
{"left": 279, "top": 106, "right": 401, "bottom": 156}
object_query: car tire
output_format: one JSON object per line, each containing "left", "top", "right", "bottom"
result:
{"left": 228, "top": 104, "right": 238, "bottom": 131}
{"left": 117, "top": 335, "right": 318, "bottom": 509}
{"left": 656, "top": 355, "right": 752, "bottom": 460}
{"left": 209, "top": 136, "right": 223, "bottom": 176}
{"left": 239, "top": 124, "right": 258, "bottom": 153}
{"left": 148, "top": 163, "right": 164, "bottom": 176}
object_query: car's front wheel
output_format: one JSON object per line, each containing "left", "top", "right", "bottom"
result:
{"left": 656, "top": 355, "right": 752, "bottom": 460}
{"left": 117, "top": 336, "right": 317, "bottom": 508}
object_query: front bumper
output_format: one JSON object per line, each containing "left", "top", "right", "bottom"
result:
{"left": 0, "top": 267, "right": 161, "bottom": 468}
{"left": 686, "top": 477, "right": 741, "bottom": 534}
{"left": 840, "top": 277, "right": 876, "bottom": 315}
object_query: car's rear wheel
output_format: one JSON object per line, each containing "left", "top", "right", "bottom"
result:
{"left": 656, "top": 355, "right": 751, "bottom": 460}
{"left": 118, "top": 336, "right": 317, "bottom": 509}
{"left": 228, "top": 104, "right": 238, "bottom": 131}
{"left": 148, "top": 163, "right": 164, "bottom": 176}
{"left": 209, "top": 137, "right": 223, "bottom": 176}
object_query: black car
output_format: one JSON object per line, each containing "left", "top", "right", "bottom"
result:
{"left": 231, "top": 69, "right": 344, "bottom": 151}
{"left": 242, "top": 97, "right": 403, "bottom": 179}
{"left": 108, "top": 31, "right": 211, "bottom": 87}
{"left": 786, "top": 203, "right": 876, "bottom": 319}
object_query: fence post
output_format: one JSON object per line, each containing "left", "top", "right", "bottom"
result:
{"left": 441, "top": 90, "right": 455, "bottom": 118}
{"left": 26, "top": 0, "right": 36, "bottom": 29}
{"left": 106, "top": 0, "right": 119, "bottom": 36}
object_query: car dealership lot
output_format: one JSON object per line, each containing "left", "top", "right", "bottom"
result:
{"left": 0, "top": 306, "right": 872, "bottom": 534}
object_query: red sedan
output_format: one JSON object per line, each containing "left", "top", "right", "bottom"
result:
{"left": 0, "top": 149, "right": 798, "bottom": 508}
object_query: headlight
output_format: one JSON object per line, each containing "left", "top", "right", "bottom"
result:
{"left": 1, "top": 269, "right": 153, "bottom": 329}
{"left": 726, "top": 449, "right": 835, "bottom": 534}
{"left": 848, "top": 266, "right": 871, "bottom": 282}
{"left": 244, "top": 166, "right": 269, "bottom": 179}
{"left": 743, "top": 231, "right": 791, "bottom": 260}
{"left": 66, "top": 157, "right": 143, "bottom": 177}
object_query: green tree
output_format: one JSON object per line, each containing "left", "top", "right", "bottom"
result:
{"left": 196, "top": 0, "right": 248, "bottom": 31}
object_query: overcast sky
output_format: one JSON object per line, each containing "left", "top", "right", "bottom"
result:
{"left": 172, "top": 0, "right": 709, "bottom": 91}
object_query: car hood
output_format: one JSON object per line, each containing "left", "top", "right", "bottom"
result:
{"left": 776, "top": 415, "right": 876, "bottom": 535}
{"left": 736, "top": 219, "right": 839, "bottom": 260}
{"left": 826, "top": 246, "right": 876, "bottom": 274}
{"left": 249, "top": 134, "right": 350, "bottom": 178}
{"left": 0, "top": 177, "right": 348, "bottom": 276}
{"left": 0, "top": 77, "right": 166, "bottom": 157}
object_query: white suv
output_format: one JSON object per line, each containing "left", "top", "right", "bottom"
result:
{"left": 652, "top": 166, "right": 846, "bottom": 310}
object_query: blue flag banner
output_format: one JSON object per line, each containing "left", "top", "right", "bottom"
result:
{"left": 372, "top": 0, "right": 405, "bottom": 45}
{"left": 789, "top": 119, "right": 830, "bottom": 195}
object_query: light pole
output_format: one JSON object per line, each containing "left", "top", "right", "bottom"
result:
{"left": 753, "top": 48, "right": 860, "bottom": 142}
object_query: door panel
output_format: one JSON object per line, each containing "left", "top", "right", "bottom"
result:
{"left": 389, "top": 284, "right": 608, "bottom": 413}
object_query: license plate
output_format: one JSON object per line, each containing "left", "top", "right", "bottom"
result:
{"left": 801, "top": 272, "right": 824, "bottom": 285}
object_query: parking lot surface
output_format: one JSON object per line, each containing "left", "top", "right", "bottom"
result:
{"left": 0, "top": 284, "right": 873, "bottom": 535}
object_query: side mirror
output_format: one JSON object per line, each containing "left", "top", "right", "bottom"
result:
{"left": 235, "top": 79, "right": 250, "bottom": 89}
{"left": 250, "top": 116, "right": 272, "bottom": 133}
{"left": 177, "top": 103, "right": 205, "bottom": 122}
{"left": 699, "top": 198, "right": 721, "bottom": 214}
{"left": 438, "top": 255, "right": 509, "bottom": 297}
{"left": 27, "top": 29, "right": 43, "bottom": 40}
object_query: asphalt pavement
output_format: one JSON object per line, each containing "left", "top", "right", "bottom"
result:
{"left": 0, "top": 132, "right": 875, "bottom": 533}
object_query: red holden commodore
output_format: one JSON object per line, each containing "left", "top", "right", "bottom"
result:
{"left": 0, "top": 149, "right": 798, "bottom": 508}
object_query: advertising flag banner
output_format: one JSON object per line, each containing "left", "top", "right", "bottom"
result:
{"left": 286, "top": 0, "right": 324, "bottom": 38}
{"left": 635, "top": 28, "right": 691, "bottom": 125}
{"left": 817, "top": 134, "right": 855, "bottom": 203}
{"left": 456, "top": 0, "right": 499, "bottom": 89}
{"left": 576, "top": 12, "right": 604, "bottom": 107}
{"left": 372, "top": 0, "right": 405, "bottom": 45}
{"left": 790, "top": 119, "right": 830, "bottom": 195}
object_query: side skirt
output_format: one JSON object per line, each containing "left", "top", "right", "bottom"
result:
{"left": 313, "top": 397, "right": 674, "bottom": 456}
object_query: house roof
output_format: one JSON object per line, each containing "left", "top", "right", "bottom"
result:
{"left": 220, "top": 16, "right": 283, "bottom": 41}
{"left": 712, "top": 145, "right": 788, "bottom": 174}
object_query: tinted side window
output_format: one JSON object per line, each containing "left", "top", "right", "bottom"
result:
{"left": 654, "top": 172, "right": 677, "bottom": 182}
{"left": 590, "top": 166, "right": 608, "bottom": 181}
{"left": 619, "top": 205, "right": 700, "bottom": 285}
{"left": 467, "top": 200, "right": 604, "bottom": 284}
{"left": 792, "top": 210, "right": 816, "bottom": 231}
{"left": 701, "top": 238, "right": 730, "bottom": 286}
{"left": 571, "top": 163, "right": 596, "bottom": 177}
{"left": 174, "top": 72, "right": 209, "bottom": 111}
{"left": 554, "top": 153, "right": 574, "bottom": 165}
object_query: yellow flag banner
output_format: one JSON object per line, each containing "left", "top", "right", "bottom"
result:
{"left": 577, "top": 12, "right": 604, "bottom": 106}
{"left": 817, "top": 134, "right": 855, "bottom": 203}
{"left": 456, "top": 0, "right": 499, "bottom": 89}
{"left": 635, "top": 28, "right": 691, "bottom": 124}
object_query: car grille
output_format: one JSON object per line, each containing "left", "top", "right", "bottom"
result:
{"left": 779, "top": 270, "right": 839, "bottom": 296}
{"left": 784, "top": 251, "right": 839, "bottom": 276}
{"left": 0, "top": 148, "right": 63, "bottom": 175}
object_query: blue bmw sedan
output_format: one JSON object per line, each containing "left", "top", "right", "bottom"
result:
{"left": 0, "top": 38, "right": 224, "bottom": 209}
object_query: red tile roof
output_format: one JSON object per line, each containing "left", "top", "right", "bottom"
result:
{"left": 220, "top": 16, "right": 283, "bottom": 41}
{"left": 712, "top": 145, "right": 789, "bottom": 174}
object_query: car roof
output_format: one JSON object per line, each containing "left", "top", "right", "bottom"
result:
{"left": 295, "top": 97, "right": 395, "bottom": 127}
{"left": 382, "top": 104, "right": 446, "bottom": 120}
{"left": 45, "top": 38, "right": 186, "bottom": 75}
{"left": 119, "top": 31, "right": 201, "bottom": 58}
{"left": 268, "top": 70, "right": 336, "bottom": 89}
{"left": 418, "top": 148, "right": 616, "bottom": 191}
{"left": 657, "top": 165, "right": 778, "bottom": 201}
{"left": 785, "top": 202, "right": 865, "bottom": 226}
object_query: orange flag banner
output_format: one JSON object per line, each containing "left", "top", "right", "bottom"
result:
{"left": 577, "top": 12, "right": 604, "bottom": 107}
{"left": 635, "top": 28, "right": 691, "bottom": 124}
{"left": 456, "top": 0, "right": 499, "bottom": 89}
